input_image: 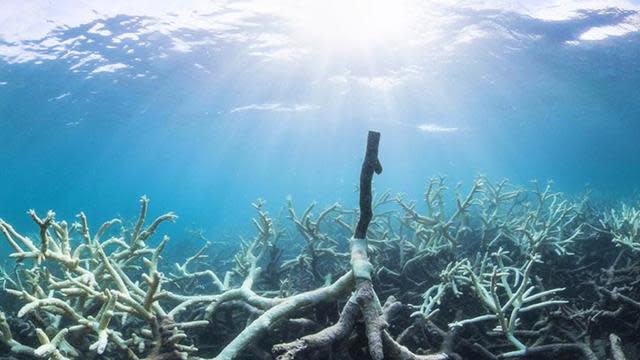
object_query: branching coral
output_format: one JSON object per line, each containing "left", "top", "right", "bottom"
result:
{"left": 0, "top": 197, "right": 196, "bottom": 359}
{"left": 281, "top": 199, "right": 346, "bottom": 289}
{"left": 605, "top": 204, "right": 640, "bottom": 251}
{"left": 396, "top": 176, "right": 481, "bottom": 253}
{"left": 0, "top": 132, "right": 639, "bottom": 360}
{"left": 210, "top": 131, "right": 447, "bottom": 360}
{"left": 448, "top": 251, "right": 567, "bottom": 357}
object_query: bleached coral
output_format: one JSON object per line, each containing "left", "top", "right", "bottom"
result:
{"left": 0, "top": 174, "right": 638, "bottom": 360}
{"left": 605, "top": 204, "right": 640, "bottom": 251}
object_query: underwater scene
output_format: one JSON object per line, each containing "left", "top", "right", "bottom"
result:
{"left": 1, "top": 1, "right": 640, "bottom": 359}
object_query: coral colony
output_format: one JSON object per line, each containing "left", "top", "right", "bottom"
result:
{"left": 0, "top": 131, "right": 638, "bottom": 359}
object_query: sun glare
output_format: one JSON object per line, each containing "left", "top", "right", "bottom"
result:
{"left": 287, "top": 0, "right": 416, "bottom": 53}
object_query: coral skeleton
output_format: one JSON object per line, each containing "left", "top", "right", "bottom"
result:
{"left": 0, "top": 132, "right": 638, "bottom": 359}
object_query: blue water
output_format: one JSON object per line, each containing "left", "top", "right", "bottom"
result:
{"left": 1, "top": 1, "right": 639, "bottom": 251}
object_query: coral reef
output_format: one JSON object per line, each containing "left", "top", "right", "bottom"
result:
{"left": 0, "top": 132, "right": 639, "bottom": 359}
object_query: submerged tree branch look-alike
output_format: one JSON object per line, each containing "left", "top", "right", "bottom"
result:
{"left": 0, "top": 131, "right": 639, "bottom": 359}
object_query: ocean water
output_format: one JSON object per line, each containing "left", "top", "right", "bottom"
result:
{"left": 0, "top": 1, "right": 639, "bottom": 359}
{"left": 1, "top": 1, "right": 638, "bottom": 245}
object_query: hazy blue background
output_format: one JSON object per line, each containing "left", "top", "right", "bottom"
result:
{"left": 0, "top": 1, "right": 639, "bottom": 247}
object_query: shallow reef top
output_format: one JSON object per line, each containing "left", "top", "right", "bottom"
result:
{"left": 0, "top": 172, "right": 638, "bottom": 360}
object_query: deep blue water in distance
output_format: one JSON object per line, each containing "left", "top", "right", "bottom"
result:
{"left": 1, "top": 2, "right": 639, "bottom": 254}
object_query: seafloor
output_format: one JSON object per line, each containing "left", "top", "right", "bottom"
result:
{"left": 0, "top": 175, "right": 638, "bottom": 359}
